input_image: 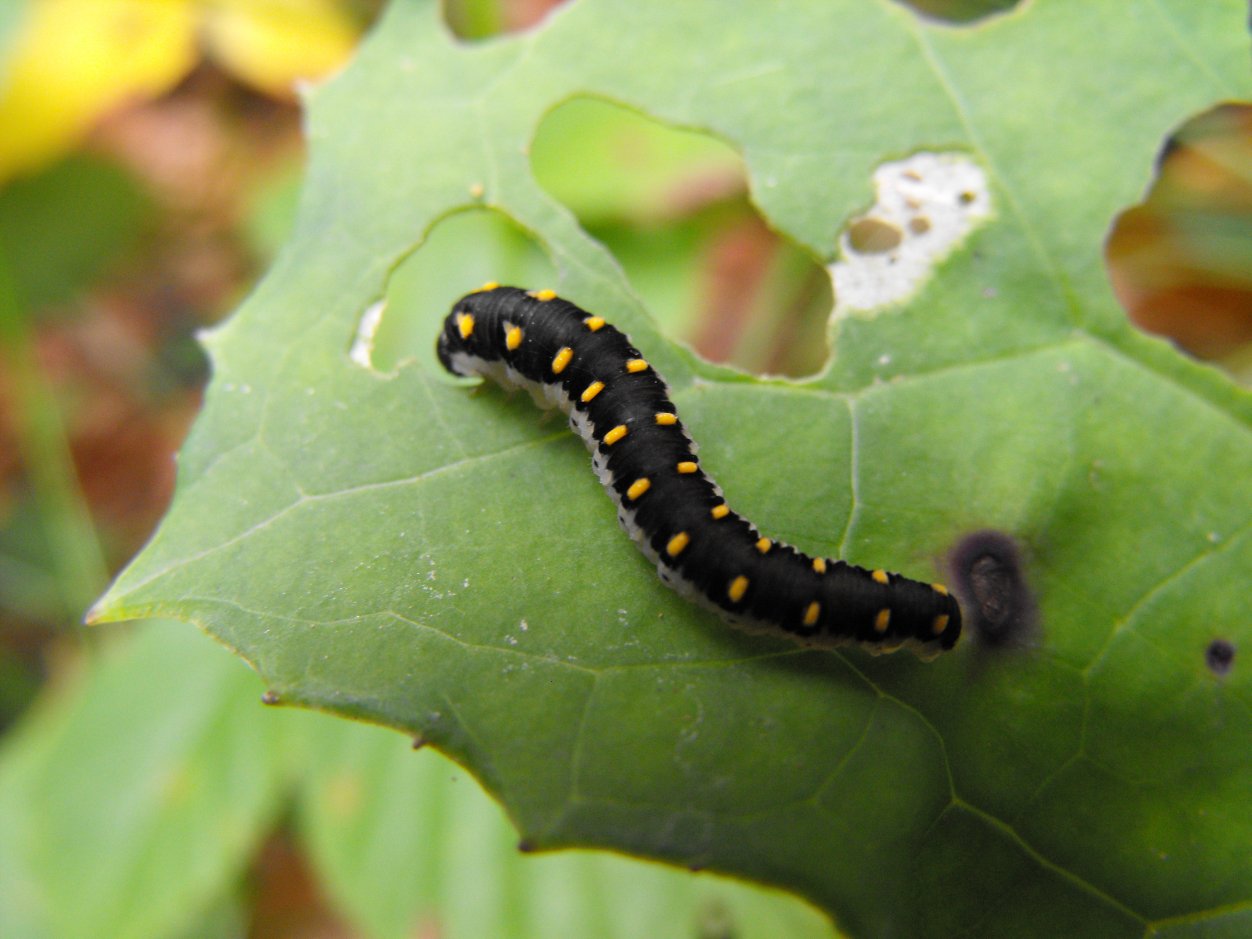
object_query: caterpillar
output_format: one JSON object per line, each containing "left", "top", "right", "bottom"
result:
{"left": 436, "top": 284, "right": 962, "bottom": 658}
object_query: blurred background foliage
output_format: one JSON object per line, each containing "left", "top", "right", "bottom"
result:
{"left": 0, "top": 0, "right": 1248, "bottom": 936}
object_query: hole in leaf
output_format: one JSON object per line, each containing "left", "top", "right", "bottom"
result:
{"left": 830, "top": 152, "right": 992, "bottom": 319}
{"left": 1106, "top": 104, "right": 1252, "bottom": 363}
{"left": 530, "top": 96, "right": 832, "bottom": 377}
{"left": 442, "top": 0, "right": 573, "bottom": 41}
{"left": 356, "top": 208, "right": 554, "bottom": 374}
{"left": 893, "top": 0, "right": 1023, "bottom": 24}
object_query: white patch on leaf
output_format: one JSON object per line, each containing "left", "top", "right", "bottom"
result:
{"left": 350, "top": 300, "right": 387, "bottom": 369}
{"left": 830, "top": 152, "right": 992, "bottom": 317}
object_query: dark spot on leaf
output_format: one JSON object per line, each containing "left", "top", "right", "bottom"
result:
{"left": 260, "top": 690, "right": 281, "bottom": 705}
{"left": 908, "top": 216, "right": 931, "bottom": 235}
{"left": 517, "top": 838, "right": 538, "bottom": 853}
{"left": 848, "top": 216, "right": 903, "bottom": 253}
{"left": 1205, "top": 639, "right": 1235, "bottom": 676}
{"left": 411, "top": 734, "right": 427, "bottom": 750}
{"left": 949, "top": 531, "right": 1037, "bottom": 649}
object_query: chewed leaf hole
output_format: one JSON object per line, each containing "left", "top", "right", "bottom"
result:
{"left": 350, "top": 209, "right": 554, "bottom": 374}
{"left": 442, "top": 0, "right": 573, "bottom": 41}
{"left": 1106, "top": 104, "right": 1252, "bottom": 360}
{"left": 531, "top": 96, "right": 832, "bottom": 377}
{"left": 831, "top": 152, "right": 992, "bottom": 319}
{"left": 893, "top": 0, "right": 1023, "bottom": 24}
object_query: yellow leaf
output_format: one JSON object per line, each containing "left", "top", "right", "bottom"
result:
{"left": 202, "top": 0, "right": 361, "bottom": 100}
{"left": 0, "top": 0, "right": 198, "bottom": 183}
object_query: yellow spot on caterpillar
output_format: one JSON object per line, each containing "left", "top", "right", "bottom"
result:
{"left": 603, "top": 424, "right": 628, "bottom": 446}
{"left": 872, "top": 569, "right": 889, "bottom": 585}
{"left": 932, "top": 583, "right": 949, "bottom": 596}
{"left": 932, "top": 613, "right": 950, "bottom": 635}
{"left": 803, "top": 601, "right": 820, "bottom": 627}
{"left": 530, "top": 288, "right": 557, "bottom": 301}
{"left": 756, "top": 537, "right": 772, "bottom": 554}
{"left": 584, "top": 316, "right": 606, "bottom": 331}
{"left": 580, "top": 381, "right": 604, "bottom": 403}
{"left": 505, "top": 325, "right": 522, "bottom": 351}
{"left": 676, "top": 461, "right": 698, "bottom": 474}
{"left": 728, "top": 575, "right": 749, "bottom": 603}
{"left": 666, "top": 532, "right": 690, "bottom": 557}
{"left": 812, "top": 557, "right": 827, "bottom": 574}
{"left": 475, "top": 281, "right": 499, "bottom": 292}
{"left": 625, "top": 358, "right": 648, "bottom": 373}
{"left": 655, "top": 412, "right": 677, "bottom": 426}
{"left": 626, "top": 478, "right": 650, "bottom": 501}
{"left": 456, "top": 312, "right": 474, "bottom": 339}
{"left": 710, "top": 504, "right": 730, "bottom": 519}
{"left": 552, "top": 346, "right": 573, "bottom": 374}
{"left": 874, "top": 608, "right": 891, "bottom": 633}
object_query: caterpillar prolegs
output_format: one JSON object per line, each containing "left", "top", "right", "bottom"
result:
{"left": 437, "top": 285, "right": 961, "bottom": 658}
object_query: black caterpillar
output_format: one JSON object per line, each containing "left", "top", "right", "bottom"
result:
{"left": 437, "top": 284, "right": 961, "bottom": 657}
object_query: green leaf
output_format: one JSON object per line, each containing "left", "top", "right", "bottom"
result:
{"left": 0, "top": 625, "right": 295, "bottom": 939}
{"left": 92, "top": 2, "right": 1252, "bottom": 935}
{"left": 297, "top": 719, "right": 837, "bottom": 939}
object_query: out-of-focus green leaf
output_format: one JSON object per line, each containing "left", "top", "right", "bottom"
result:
{"left": 92, "top": 2, "right": 1252, "bottom": 936}
{"left": 0, "top": 624, "right": 298, "bottom": 939}
{"left": 0, "top": 243, "right": 110, "bottom": 627}
{"left": 370, "top": 208, "right": 557, "bottom": 372}
{"left": 0, "top": 155, "right": 150, "bottom": 310}
{"left": 900, "top": 0, "right": 1019, "bottom": 23}
{"left": 532, "top": 97, "right": 744, "bottom": 226}
{"left": 0, "top": 687, "right": 57, "bottom": 939}
{"left": 442, "top": 0, "right": 507, "bottom": 41}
